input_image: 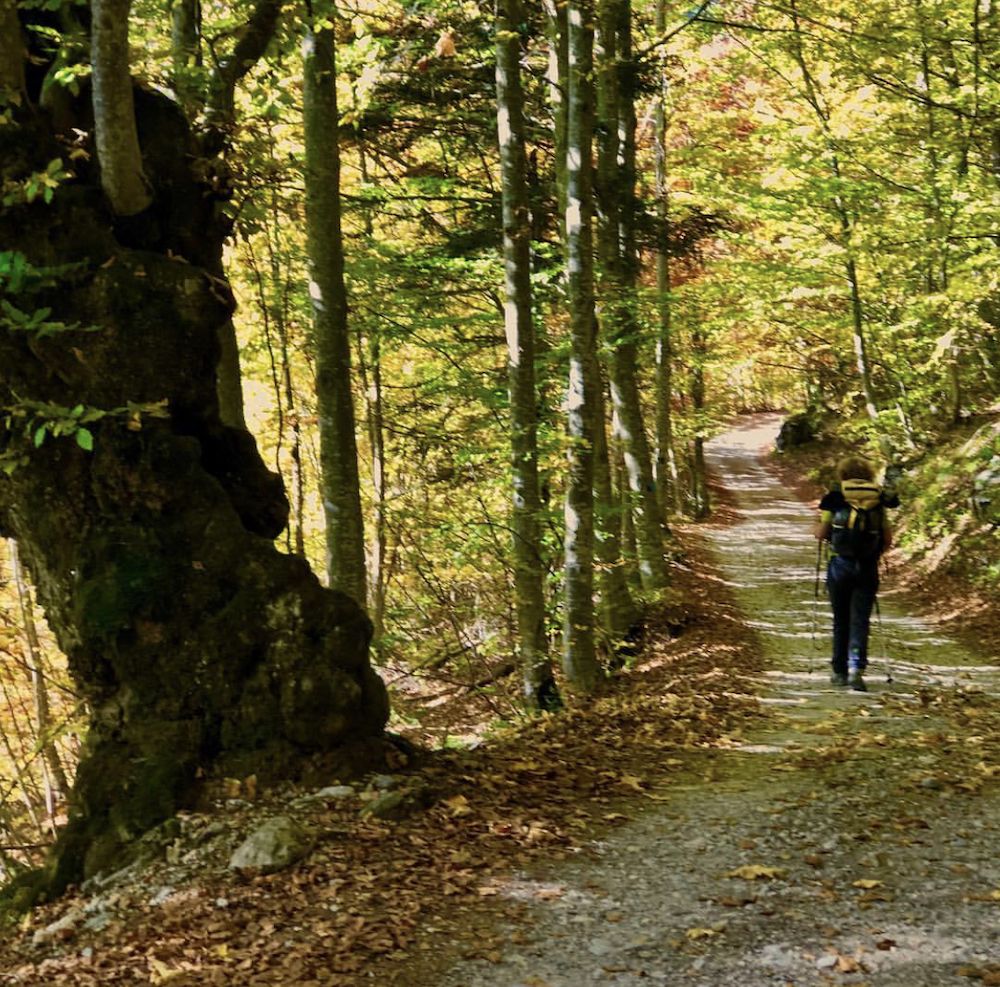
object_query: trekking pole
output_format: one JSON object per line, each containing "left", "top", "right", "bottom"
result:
{"left": 874, "top": 595, "right": 893, "bottom": 684}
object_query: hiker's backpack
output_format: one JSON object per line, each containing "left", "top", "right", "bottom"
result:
{"left": 830, "top": 480, "right": 885, "bottom": 560}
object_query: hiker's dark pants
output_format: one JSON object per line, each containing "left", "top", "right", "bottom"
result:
{"left": 826, "top": 555, "right": 880, "bottom": 675}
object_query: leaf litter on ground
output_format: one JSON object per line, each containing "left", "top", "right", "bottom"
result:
{"left": 0, "top": 541, "right": 765, "bottom": 986}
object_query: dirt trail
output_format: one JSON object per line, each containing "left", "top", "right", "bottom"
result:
{"left": 435, "top": 417, "right": 1000, "bottom": 987}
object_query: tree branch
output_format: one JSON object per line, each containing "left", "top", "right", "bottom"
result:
{"left": 636, "top": 0, "right": 715, "bottom": 58}
{"left": 204, "top": 0, "right": 287, "bottom": 138}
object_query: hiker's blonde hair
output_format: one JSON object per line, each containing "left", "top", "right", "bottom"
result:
{"left": 836, "top": 455, "right": 875, "bottom": 482}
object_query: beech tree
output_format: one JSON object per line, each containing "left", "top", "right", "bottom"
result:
{"left": 495, "top": 0, "right": 558, "bottom": 708}
{"left": 303, "top": 4, "right": 368, "bottom": 605}
{"left": 562, "top": 0, "right": 601, "bottom": 692}
{"left": 595, "top": 0, "right": 668, "bottom": 591}
{"left": 0, "top": 3, "right": 387, "bottom": 896}
{"left": 652, "top": 0, "right": 681, "bottom": 517}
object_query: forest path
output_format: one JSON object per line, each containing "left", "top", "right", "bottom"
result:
{"left": 436, "top": 416, "right": 1000, "bottom": 987}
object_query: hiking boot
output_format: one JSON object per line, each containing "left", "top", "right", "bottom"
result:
{"left": 830, "top": 672, "right": 848, "bottom": 687}
{"left": 848, "top": 671, "right": 867, "bottom": 692}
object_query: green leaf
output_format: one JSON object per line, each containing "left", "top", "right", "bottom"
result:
{"left": 33, "top": 425, "right": 46, "bottom": 448}
{"left": 75, "top": 428, "right": 94, "bottom": 452}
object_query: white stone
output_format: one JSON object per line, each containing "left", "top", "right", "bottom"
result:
{"left": 229, "top": 816, "right": 314, "bottom": 874}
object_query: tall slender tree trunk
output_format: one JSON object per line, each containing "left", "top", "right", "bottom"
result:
{"left": 653, "top": 0, "right": 681, "bottom": 518}
{"left": 540, "top": 0, "right": 569, "bottom": 493}
{"left": 591, "top": 368, "right": 638, "bottom": 642}
{"left": 91, "top": 0, "right": 151, "bottom": 216}
{"left": 365, "top": 331, "right": 388, "bottom": 653}
{"left": 690, "top": 325, "right": 710, "bottom": 518}
{"left": 263, "top": 191, "right": 307, "bottom": 558}
{"left": 843, "top": 254, "right": 878, "bottom": 422}
{"left": 590, "top": 0, "right": 637, "bottom": 643}
{"left": 355, "top": 136, "right": 388, "bottom": 654}
{"left": 595, "top": 0, "right": 668, "bottom": 592}
{"left": 303, "top": 12, "right": 367, "bottom": 605}
{"left": 170, "top": 0, "right": 201, "bottom": 111}
{"left": 8, "top": 540, "right": 69, "bottom": 812}
{"left": 495, "top": 0, "right": 557, "bottom": 709}
{"left": 562, "top": 0, "right": 601, "bottom": 693}
{"left": 616, "top": 443, "right": 642, "bottom": 593}
{"left": 544, "top": 0, "right": 569, "bottom": 227}
{"left": 0, "top": 0, "right": 25, "bottom": 97}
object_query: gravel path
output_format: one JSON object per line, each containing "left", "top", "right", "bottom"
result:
{"left": 435, "top": 417, "right": 1000, "bottom": 987}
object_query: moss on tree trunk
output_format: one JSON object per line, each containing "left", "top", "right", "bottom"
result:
{"left": 0, "top": 89, "right": 388, "bottom": 897}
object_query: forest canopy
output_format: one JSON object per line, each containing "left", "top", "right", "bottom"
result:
{"left": 0, "top": 0, "right": 997, "bottom": 897}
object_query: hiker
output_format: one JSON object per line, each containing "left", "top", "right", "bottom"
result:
{"left": 814, "top": 456, "right": 897, "bottom": 692}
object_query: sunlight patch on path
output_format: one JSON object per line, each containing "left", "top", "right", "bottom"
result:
{"left": 433, "top": 417, "right": 1000, "bottom": 987}
{"left": 704, "top": 417, "right": 999, "bottom": 694}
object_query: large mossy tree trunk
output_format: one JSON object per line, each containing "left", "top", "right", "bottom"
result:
{"left": 0, "top": 36, "right": 387, "bottom": 898}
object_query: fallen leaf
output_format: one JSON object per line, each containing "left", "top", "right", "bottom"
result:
{"left": 725, "top": 864, "right": 786, "bottom": 881}
{"left": 852, "top": 879, "right": 883, "bottom": 889}
{"left": 434, "top": 31, "right": 457, "bottom": 57}
{"left": 534, "top": 887, "right": 564, "bottom": 901}
{"left": 443, "top": 795, "right": 472, "bottom": 817}
{"left": 618, "top": 773, "right": 646, "bottom": 791}
{"left": 686, "top": 927, "right": 718, "bottom": 940}
{"left": 716, "top": 894, "right": 756, "bottom": 907}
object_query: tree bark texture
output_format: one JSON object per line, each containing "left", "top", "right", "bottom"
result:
{"left": 91, "top": 0, "right": 152, "bottom": 216}
{"left": 170, "top": 0, "right": 201, "bottom": 111}
{"left": 591, "top": 371, "right": 638, "bottom": 643}
{"left": 8, "top": 540, "right": 69, "bottom": 804}
{"left": 594, "top": 0, "right": 668, "bottom": 593}
{"left": 690, "top": 326, "right": 710, "bottom": 518}
{"left": 562, "top": 0, "right": 601, "bottom": 693}
{"left": 0, "top": 0, "right": 24, "bottom": 99}
{"left": 543, "top": 0, "right": 569, "bottom": 229}
{"left": 364, "top": 330, "right": 388, "bottom": 652}
{"left": 204, "top": 0, "right": 286, "bottom": 142}
{"left": 652, "top": 0, "right": 681, "bottom": 519}
{"left": 495, "top": 0, "right": 557, "bottom": 709}
{"left": 0, "top": 63, "right": 387, "bottom": 894}
{"left": 303, "top": 21, "right": 368, "bottom": 606}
